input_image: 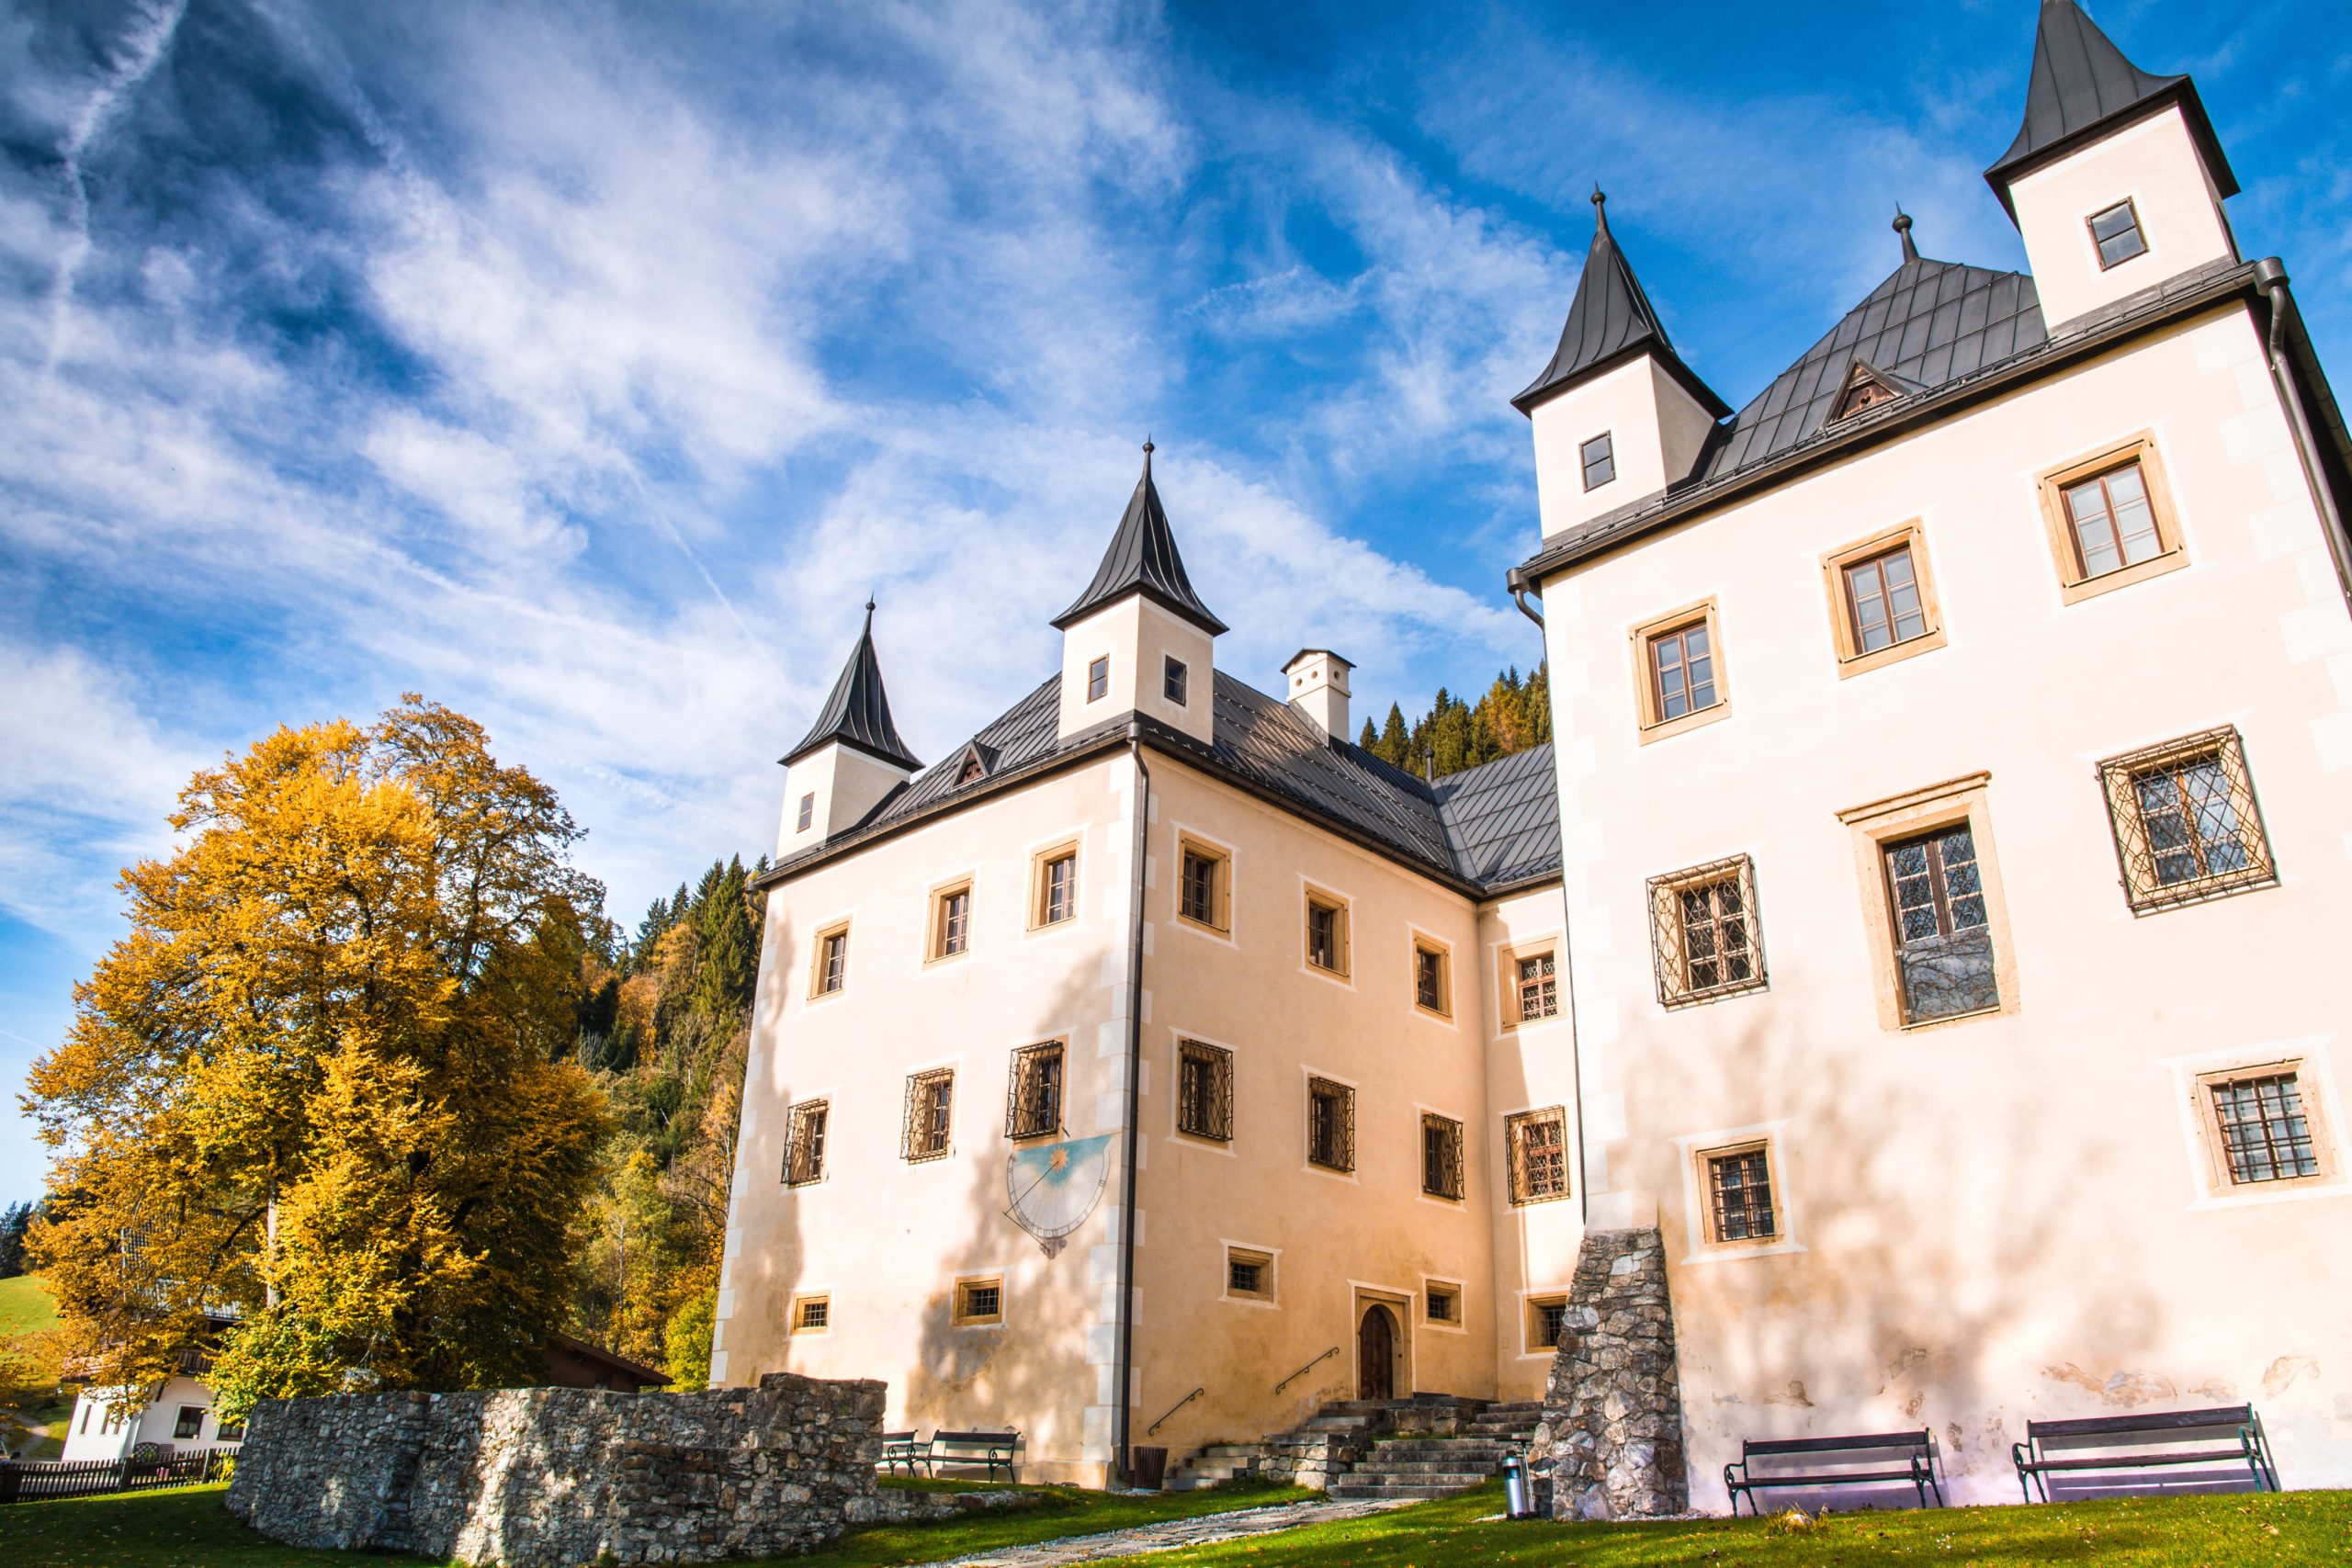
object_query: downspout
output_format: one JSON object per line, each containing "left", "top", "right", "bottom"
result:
{"left": 1110, "top": 722, "right": 1151, "bottom": 1485}
{"left": 2258, "top": 265, "right": 2352, "bottom": 602}
{"left": 1506, "top": 566, "right": 1545, "bottom": 627}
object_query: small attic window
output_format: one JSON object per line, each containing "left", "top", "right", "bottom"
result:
{"left": 1579, "top": 433, "right": 1615, "bottom": 491}
{"left": 957, "top": 754, "right": 985, "bottom": 784}
{"left": 2088, "top": 199, "right": 2147, "bottom": 269}
{"left": 1830, "top": 363, "right": 1901, "bottom": 423}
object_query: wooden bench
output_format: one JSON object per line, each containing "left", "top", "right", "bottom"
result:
{"left": 932, "top": 1428, "right": 1023, "bottom": 1483}
{"left": 878, "top": 1431, "right": 933, "bottom": 1477}
{"left": 2010, "top": 1405, "right": 2278, "bottom": 1503}
{"left": 1724, "top": 1429, "right": 1946, "bottom": 1514}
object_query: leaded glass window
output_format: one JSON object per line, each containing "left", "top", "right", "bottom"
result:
{"left": 2211, "top": 1074, "right": 2319, "bottom": 1185}
{"left": 1883, "top": 825, "right": 1996, "bottom": 1023}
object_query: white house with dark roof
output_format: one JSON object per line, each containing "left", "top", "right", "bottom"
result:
{"left": 719, "top": 0, "right": 2352, "bottom": 1507}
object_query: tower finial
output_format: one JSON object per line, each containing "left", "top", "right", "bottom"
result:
{"left": 1893, "top": 206, "right": 1918, "bottom": 264}
{"left": 1591, "top": 184, "right": 1608, "bottom": 235}
{"left": 1143, "top": 434, "right": 1154, "bottom": 457}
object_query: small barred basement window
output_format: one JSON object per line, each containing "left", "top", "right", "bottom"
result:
{"left": 1703, "top": 1144, "right": 1778, "bottom": 1245}
{"left": 1527, "top": 1295, "right": 1569, "bottom": 1351}
{"left": 1506, "top": 1108, "right": 1570, "bottom": 1205}
{"left": 794, "top": 1295, "right": 831, "bottom": 1332}
{"left": 1006, "top": 1043, "right": 1064, "bottom": 1140}
{"left": 1306, "top": 1077, "right": 1356, "bottom": 1173}
{"left": 1176, "top": 1040, "right": 1234, "bottom": 1142}
{"left": 784, "top": 1100, "right": 829, "bottom": 1186}
{"left": 2207, "top": 1071, "right": 2321, "bottom": 1186}
{"left": 1425, "top": 1283, "right": 1460, "bottom": 1324}
{"left": 1226, "top": 1247, "right": 1273, "bottom": 1300}
{"left": 954, "top": 1277, "right": 1003, "bottom": 1326}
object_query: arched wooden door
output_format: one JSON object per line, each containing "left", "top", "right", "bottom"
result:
{"left": 1357, "top": 1303, "right": 1396, "bottom": 1400}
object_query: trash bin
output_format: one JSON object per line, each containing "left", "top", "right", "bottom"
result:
{"left": 1502, "top": 1453, "right": 1536, "bottom": 1519}
{"left": 1130, "top": 1446, "right": 1169, "bottom": 1490}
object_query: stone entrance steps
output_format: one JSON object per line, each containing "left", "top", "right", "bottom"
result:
{"left": 1325, "top": 1402, "right": 1542, "bottom": 1501}
{"left": 1164, "top": 1396, "right": 1541, "bottom": 1497}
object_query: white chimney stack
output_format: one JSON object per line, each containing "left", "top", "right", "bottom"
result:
{"left": 1282, "top": 649, "right": 1353, "bottom": 740}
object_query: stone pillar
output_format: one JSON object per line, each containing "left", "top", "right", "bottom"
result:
{"left": 1527, "top": 1226, "right": 1688, "bottom": 1519}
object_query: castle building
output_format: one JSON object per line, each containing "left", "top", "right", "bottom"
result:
{"left": 717, "top": 1, "right": 2352, "bottom": 1503}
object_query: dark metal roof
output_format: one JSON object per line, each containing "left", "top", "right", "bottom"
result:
{"left": 783, "top": 604, "right": 922, "bottom": 772}
{"left": 1700, "top": 249, "right": 2046, "bottom": 482}
{"left": 1984, "top": 0, "right": 2235, "bottom": 215}
{"left": 787, "top": 669, "right": 1560, "bottom": 896}
{"left": 1514, "top": 193, "right": 1729, "bottom": 420}
{"left": 1053, "top": 444, "right": 1229, "bottom": 637}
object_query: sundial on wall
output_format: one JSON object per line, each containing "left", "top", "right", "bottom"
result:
{"left": 1003, "top": 1134, "right": 1114, "bottom": 1258}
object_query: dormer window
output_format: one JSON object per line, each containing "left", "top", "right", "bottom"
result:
{"left": 1579, "top": 433, "right": 1615, "bottom": 491}
{"left": 1087, "top": 657, "right": 1109, "bottom": 703}
{"left": 1830, "top": 363, "right": 1901, "bottom": 422}
{"left": 2088, "top": 199, "right": 2147, "bottom": 269}
{"left": 1164, "top": 656, "right": 1188, "bottom": 705}
{"left": 957, "top": 754, "right": 985, "bottom": 784}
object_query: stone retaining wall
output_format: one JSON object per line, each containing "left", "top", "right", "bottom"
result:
{"left": 1528, "top": 1227, "right": 1690, "bottom": 1519}
{"left": 226, "top": 1371, "right": 884, "bottom": 1566}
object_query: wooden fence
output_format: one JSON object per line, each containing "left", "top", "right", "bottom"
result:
{"left": 0, "top": 1446, "right": 232, "bottom": 1504}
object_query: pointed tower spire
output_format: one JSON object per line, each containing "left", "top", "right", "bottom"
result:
{"left": 1984, "top": 0, "right": 2235, "bottom": 217}
{"left": 1052, "top": 441, "right": 1228, "bottom": 637}
{"left": 784, "top": 601, "right": 922, "bottom": 771}
{"left": 1512, "top": 188, "right": 1728, "bottom": 419}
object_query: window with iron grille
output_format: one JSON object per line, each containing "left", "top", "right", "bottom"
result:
{"left": 1426, "top": 1284, "right": 1459, "bottom": 1323}
{"left": 2088, "top": 197, "right": 2147, "bottom": 268}
{"left": 1883, "top": 825, "right": 1996, "bottom": 1022}
{"left": 2209, "top": 1072, "right": 2320, "bottom": 1186}
{"left": 1176, "top": 1040, "right": 1233, "bottom": 1142}
{"left": 2063, "top": 460, "right": 2164, "bottom": 580}
{"left": 903, "top": 1068, "right": 955, "bottom": 1162}
{"left": 1843, "top": 545, "right": 1928, "bottom": 653}
{"left": 796, "top": 793, "right": 814, "bottom": 832}
{"left": 1579, "top": 432, "right": 1615, "bottom": 490}
{"left": 1305, "top": 895, "right": 1347, "bottom": 976}
{"left": 1647, "top": 621, "right": 1717, "bottom": 723}
{"left": 1087, "top": 656, "right": 1109, "bottom": 703}
{"left": 1704, "top": 1145, "right": 1777, "bottom": 1244}
{"left": 1164, "top": 656, "right": 1189, "bottom": 705}
{"left": 1648, "top": 855, "right": 1766, "bottom": 1007}
{"left": 955, "top": 1277, "right": 1003, "bottom": 1325}
{"left": 1226, "top": 1247, "right": 1272, "bottom": 1299}
{"left": 1306, "top": 1077, "right": 1355, "bottom": 1172}
{"left": 1529, "top": 1297, "right": 1569, "bottom": 1350}
{"left": 1420, "top": 1113, "right": 1464, "bottom": 1200}
{"left": 1414, "top": 942, "right": 1450, "bottom": 1015}
{"left": 794, "top": 1296, "right": 830, "bottom": 1331}
{"left": 2098, "top": 728, "right": 2275, "bottom": 912}
{"left": 1006, "top": 1043, "right": 1064, "bottom": 1140}
{"left": 1507, "top": 1108, "right": 1569, "bottom": 1204}
{"left": 784, "top": 1100, "right": 829, "bottom": 1186}
{"left": 1514, "top": 951, "right": 1559, "bottom": 1022}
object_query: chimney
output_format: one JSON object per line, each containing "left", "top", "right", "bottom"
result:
{"left": 1282, "top": 649, "right": 1352, "bottom": 739}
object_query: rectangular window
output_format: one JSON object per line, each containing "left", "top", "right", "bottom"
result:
{"left": 1413, "top": 940, "right": 1451, "bottom": 1017}
{"left": 1176, "top": 839, "right": 1229, "bottom": 931}
{"left": 1164, "top": 656, "right": 1189, "bottom": 705}
{"left": 794, "top": 1295, "right": 831, "bottom": 1332}
{"left": 1579, "top": 432, "right": 1615, "bottom": 490}
{"left": 1648, "top": 855, "right": 1766, "bottom": 1007}
{"left": 2098, "top": 728, "right": 2275, "bottom": 911}
{"left": 1527, "top": 1295, "right": 1569, "bottom": 1352}
{"left": 1087, "top": 656, "right": 1109, "bottom": 703}
{"left": 1844, "top": 545, "right": 1928, "bottom": 654}
{"left": 954, "top": 1277, "right": 1003, "bottom": 1326}
{"left": 796, "top": 793, "right": 814, "bottom": 832}
{"left": 1031, "top": 843, "right": 1079, "bottom": 927}
{"left": 1647, "top": 621, "right": 1717, "bottom": 722}
{"left": 1883, "top": 825, "right": 1996, "bottom": 1023}
{"left": 1704, "top": 1145, "right": 1778, "bottom": 1244}
{"left": 1007, "top": 1043, "right": 1064, "bottom": 1140}
{"left": 1226, "top": 1247, "right": 1273, "bottom": 1300}
{"left": 931, "top": 881, "right": 973, "bottom": 961}
{"left": 2088, "top": 197, "right": 2147, "bottom": 268}
{"left": 1420, "top": 1113, "right": 1464, "bottom": 1200}
{"left": 1513, "top": 951, "right": 1559, "bottom": 1024}
{"left": 173, "top": 1405, "right": 205, "bottom": 1441}
{"left": 1507, "top": 1108, "right": 1570, "bottom": 1205}
{"left": 216, "top": 1418, "right": 244, "bottom": 1443}
{"left": 810, "top": 922, "right": 850, "bottom": 997}
{"left": 1823, "top": 525, "right": 1944, "bottom": 675}
{"left": 1306, "top": 1077, "right": 1355, "bottom": 1173}
{"left": 1304, "top": 890, "right": 1350, "bottom": 977}
{"left": 1426, "top": 1283, "right": 1459, "bottom": 1324}
{"left": 784, "top": 1100, "right": 829, "bottom": 1186}
{"left": 1176, "top": 1040, "right": 1234, "bottom": 1142}
{"left": 903, "top": 1068, "right": 955, "bottom": 1162}
{"left": 2063, "top": 461, "right": 2164, "bottom": 580}
{"left": 2210, "top": 1073, "right": 2320, "bottom": 1186}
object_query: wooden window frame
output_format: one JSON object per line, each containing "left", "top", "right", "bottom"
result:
{"left": 1174, "top": 833, "right": 1232, "bottom": 936}
{"left": 1695, "top": 1138, "right": 1782, "bottom": 1249}
{"left": 1627, "top": 597, "right": 1730, "bottom": 743}
{"left": 1005, "top": 1042, "right": 1065, "bottom": 1142}
{"left": 1497, "top": 940, "right": 1562, "bottom": 1031}
{"left": 1838, "top": 773, "right": 2019, "bottom": 1032}
{"left": 791, "top": 1293, "right": 831, "bottom": 1334}
{"left": 1305, "top": 1074, "right": 1356, "bottom": 1174}
{"left": 1505, "top": 1107, "right": 1571, "bottom": 1206}
{"left": 1820, "top": 522, "right": 1945, "bottom": 677}
{"left": 952, "top": 1275, "right": 1004, "bottom": 1328}
{"left": 1223, "top": 1245, "right": 1276, "bottom": 1303}
{"left": 1646, "top": 854, "right": 1768, "bottom": 1008}
{"left": 1579, "top": 431, "right": 1615, "bottom": 491}
{"left": 1419, "top": 1111, "right": 1464, "bottom": 1201}
{"left": 173, "top": 1404, "right": 205, "bottom": 1440}
{"left": 1423, "top": 1279, "right": 1464, "bottom": 1329}
{"left": 1174, "top": 1039, "right": 1235, "bottom": 1144}
{"left": 902, "top": 1067, "right": 956, "bottom": 1163}
{"left": 2037, "top": 434, "right": 2188, "bottom": 603}
{"left": 2098, "top": 726, "right": 2277, "bottom": 912}
{"left": 808, "top": 919, "right": 851, "bottom": 998}
{"left": 1029, "top": 840, "right": 1080, "bottom": 930}
{"left": 1411, "top": 932, "right": 1453, "bottom": 1021}
{"left": 1524, "top": 1292, "right": 1570, "bottom": 1356}
{"left": 2189, "top": 1057, "right": 2340, "bottom": 1198}
{"left": 1302, "top": 884, "right": 1351, "bottom": 981}
{"left": 2087, "top": 197, "right": 2149, "bottom": 271}
{"left": 1086, "top": 656, "right": 1110, "bottom": 704}
{"left": 795, "top": 792, "right": 814, "bottom": 833}
{"left": 783, "top": 1098, "right": 830, "bottom": 1187}
{"left": 927, "top": 876, "right": 975, "bottom": 964}
{"left": 1163, "top": 655, "right": 1189, "bottom": 706}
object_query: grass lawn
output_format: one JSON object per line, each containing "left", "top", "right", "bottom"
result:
{"left": 0, "top": 1276, "right": 60, "bottom": 1338}
{"left": 1099, "top": 1481, "right": 2352, "bottom": 1567}
{"left": 0, "top": 1478, "right": 1319, "bottom": 1568}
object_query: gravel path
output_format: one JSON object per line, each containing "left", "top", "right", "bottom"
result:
{"left": 904, "top": 1495, "right": 1417, "bottom": 1566}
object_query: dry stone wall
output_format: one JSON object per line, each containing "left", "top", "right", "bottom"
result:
{"left": 226, "top": 1371, "right": 884, "bottom": 1566}
{"left": 1528, "top": 1226, "right": 1690, "bottom": 1519}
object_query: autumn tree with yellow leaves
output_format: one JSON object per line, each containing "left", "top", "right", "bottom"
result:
{"left": 24, "top": 697, "right": 609, "bottom": 1419}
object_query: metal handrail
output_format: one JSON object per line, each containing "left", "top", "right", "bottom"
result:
{"left": 1146, "top": 1386, "right": 1204, "bottom": 1437}
{"left": 1274, "top": 1346, "right": 1339, "bottom": 1395}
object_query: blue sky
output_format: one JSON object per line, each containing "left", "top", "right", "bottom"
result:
{"left": 4, "top": 0, "right": 2348, "bottom": 1207}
